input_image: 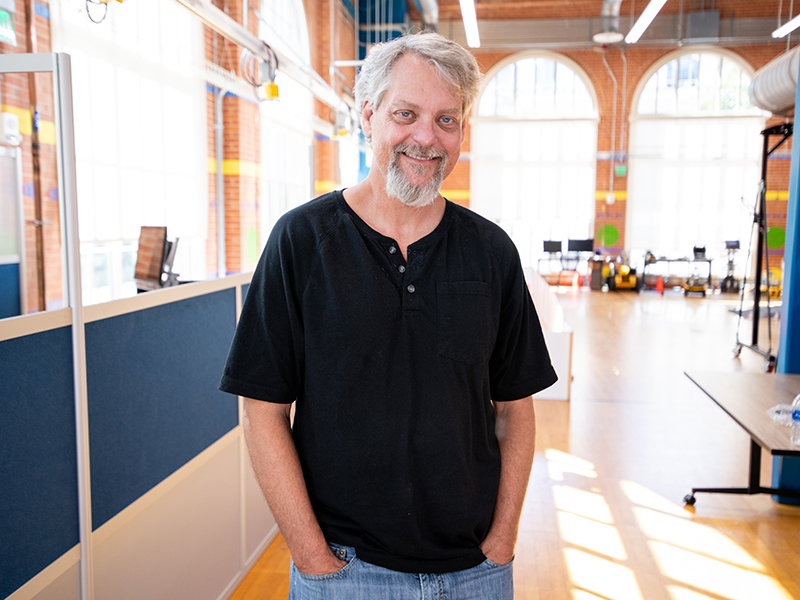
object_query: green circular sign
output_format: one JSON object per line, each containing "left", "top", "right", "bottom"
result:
{"left": 767, "top": 226, "right": 785, "bottom": 249}
{"left": 597, "top": 224, "right": 619, "bottom": 247}
{"left": 247, "top": 226, "right": 260, "bottom": 266}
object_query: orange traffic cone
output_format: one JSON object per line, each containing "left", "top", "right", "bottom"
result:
{"left": 655, "top": 276, "right": 664, "bottom": 295}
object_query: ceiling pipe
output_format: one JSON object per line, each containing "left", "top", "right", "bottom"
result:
{"left": 418, "top": 0, "right": 439, "bottom": 32}
{"left": 601, "top": 49, "right": 618, "bottom": 204}
{"left": 174, "top": 0, "right": 348, "bottom": 112}
{"left": 594, "top": 0, "right": 624, "bottom": 44}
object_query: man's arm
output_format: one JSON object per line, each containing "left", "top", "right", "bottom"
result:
{"left": 242, "top": 397, "right": 347, "bottom": 575}
{"left": 480, "top": 396, "right": 536, "bottom": 565}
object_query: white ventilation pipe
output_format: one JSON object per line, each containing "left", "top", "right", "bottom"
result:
{"left": 418, "top": 0, "right": 439, "bottom": 32}
{"left": 749, "top": 45, "right": 800, "bottom": 116}
{"left": 593, "top": 0, "right": 624, "bottom": 44}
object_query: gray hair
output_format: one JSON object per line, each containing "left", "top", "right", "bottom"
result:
{"left": 354, "top": 32, "right": 483, "bottom": 119}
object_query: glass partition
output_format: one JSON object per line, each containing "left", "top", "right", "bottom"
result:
{"left": 0, "top": 53, "right": 69, "bottom": 319}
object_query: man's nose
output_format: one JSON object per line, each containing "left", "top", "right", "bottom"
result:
{"left": 410, "top": 119, "right": 437, "bottom": 146}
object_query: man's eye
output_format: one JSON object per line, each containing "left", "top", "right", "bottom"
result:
{"left": 399, "top": 111, "right": 412, "bottom": 118}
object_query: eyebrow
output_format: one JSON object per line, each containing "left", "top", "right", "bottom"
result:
{"left": 390, "top": 101, "right": 462, "bottom": 116}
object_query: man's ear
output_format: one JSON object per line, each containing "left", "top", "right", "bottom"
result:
{"left": 361, "top": 100, "right": 374, "bottom": 138}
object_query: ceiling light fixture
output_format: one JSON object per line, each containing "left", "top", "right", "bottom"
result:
{"left": 594, "top": 31, "right": 624, "bottom": 44}
{"left": 624, "top": 0, "right": 669, "bottom": 44}
{"left": 773, "top": 14, "right": 800, "bottom": 38}
{"left": 459, "top": 0, "right": 480, "bottom": 48}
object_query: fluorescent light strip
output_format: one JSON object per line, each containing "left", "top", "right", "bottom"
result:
{"left": 773, "top": 14, "right": 800, "bottom": 38}
{"left": 459, "top": 0, "right": 480, "bottom": 48}
{"left": 624, "top": 0, "right": 669, "bottom": 44}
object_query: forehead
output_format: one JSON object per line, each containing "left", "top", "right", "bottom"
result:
{"left": 382, "top": 54, "right": 462, "bottom": 112}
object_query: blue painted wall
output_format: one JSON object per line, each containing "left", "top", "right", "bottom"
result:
{"left": 0, "top": 327, "right": 79, "bottom": 599}
{"left": 774, "top": 59, "right": 800, "bottom": 504}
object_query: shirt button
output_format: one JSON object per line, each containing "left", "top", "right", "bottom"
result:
{"left": 388, "top": 246, "right": 397, "bottom": 254}
{"left": 398, "top": 265, "right": 406, "bottom": 273}
{"left": 407, "top": 285, "right": 416, "bottom": 293}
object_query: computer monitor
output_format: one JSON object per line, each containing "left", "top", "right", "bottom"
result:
{"left": 567, "top": 238, "right": 594, "bottom": 253}
{"left": 134, "top": 226, "right": 167, "bottom": 291}
{"left": 134, "top": 226, "right": 180, "bottom": 292}
{"left": 725, "top": 240, "right": 740, "bottom": 250}
{"left": 543, "top": 240, "right": 562, "bottom": 253}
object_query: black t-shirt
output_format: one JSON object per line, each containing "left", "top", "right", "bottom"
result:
{"left": 219, "top": 190, "right": 557, "bottom": 573}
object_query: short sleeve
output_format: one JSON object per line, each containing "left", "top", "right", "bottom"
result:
{"left": 218, "top": 218, "right": 304, "bottom": 403}
{"left": 488, "top": 246, "right": 558, "bottom": 401}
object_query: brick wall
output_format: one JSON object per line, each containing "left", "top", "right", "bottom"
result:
{"left": 0, "top": 0, "right": 60, "bottom": 313}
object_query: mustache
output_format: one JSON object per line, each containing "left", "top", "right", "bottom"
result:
{"left": 393, "top": 144, "right": 446, "bottom": 161}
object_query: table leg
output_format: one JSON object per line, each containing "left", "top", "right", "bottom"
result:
{"left": 684, "top": 439, "right": 800, "bottom": 505}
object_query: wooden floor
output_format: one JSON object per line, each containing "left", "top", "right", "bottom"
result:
{"left": 229, "top": 288, "right": 800, "bottom": 600}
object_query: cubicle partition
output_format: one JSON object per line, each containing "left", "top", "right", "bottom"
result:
{"left": 0, "top": 52, "right": 276, "bottom": 600}
{"left": 0, "top": 274, "right": 278, "bottom": 600}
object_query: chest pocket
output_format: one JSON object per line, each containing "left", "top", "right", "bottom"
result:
{"left": 436, "top": 281, "right": 494, "bottom": 364}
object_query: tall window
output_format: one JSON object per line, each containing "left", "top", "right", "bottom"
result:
{"left": 259, "top": 0, "right": 313, "bottom": 241}
{"left": 470, "top": 54, "right": 598, "bottom": 270}
{"left": 627, "top": 51, "right": 766, "bottom": 273}
{"left": 51, "top": 0, "right": 208, "bottom": 304}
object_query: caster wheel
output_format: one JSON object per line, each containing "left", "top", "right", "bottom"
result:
{"left": 683, "top": 494, "right": 696, "bottom": 506}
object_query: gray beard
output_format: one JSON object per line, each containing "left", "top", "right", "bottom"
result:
{"left": 385, "top": 144, "right": 447, "bottom": 208}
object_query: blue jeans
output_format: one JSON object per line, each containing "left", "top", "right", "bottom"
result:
{"left": 288, "top": 543, "right": 514, "bottom": 600}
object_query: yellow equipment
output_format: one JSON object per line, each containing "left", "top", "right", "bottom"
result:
{"left": 614, "top": 264, "right": 638, "bottom": 290}
{"left": 683, "top": 274, "right": 708, "bottom": 297}
{"left": 760, "top": 267, "right": 782, "bottom": 298}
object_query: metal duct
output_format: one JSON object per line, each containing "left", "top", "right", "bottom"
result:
{"left": 174, "top": 0, "right": 347, "bottom": 112}
{"left": 418, "top": 0, "right": 439, "bottom": 32}
{"left": 749, "top": 46, "right": 800, "bottom": 117}
{"left": 593, "top": 0, "right": 624, "bottom": 44}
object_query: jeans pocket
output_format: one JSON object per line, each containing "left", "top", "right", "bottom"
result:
{"left": 294, "top": 547, "right": 358, "bottom": 582}
{"left": 483, "top": 556, "right": 514, "bottom": 568}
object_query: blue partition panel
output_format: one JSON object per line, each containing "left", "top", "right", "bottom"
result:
{"left": 0, "top": 327, "right": 79, "bottom": 599}
{"left": 85, "top": 289, "right": 239, "bottom": 529}
{"left": 0, "top": 262, "right": 21, "bottom": 319}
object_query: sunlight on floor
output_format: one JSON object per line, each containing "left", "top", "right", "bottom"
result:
{"left": 557, "top": 511, "right": 628, "bottom": 560}
{"left": 564, "top": 548, "right": 643, "bottom": 600}
{"left": 632, "top": 507, "right": 762, "bottom": 569}
{"left": 553, "top": 485, "right": 613, "bottom": 524}
{"left": 650, "top": 541, "right": 793, "bottom": 600}
{"left": 546, "top": 449, "right": 795, "bottom": 600}
{"left": 546, "top": 448, "right": 598, "bottom": 481}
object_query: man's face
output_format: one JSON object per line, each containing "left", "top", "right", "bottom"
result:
{"left": 362, "top": 54, "right": 466, "bottom": 208}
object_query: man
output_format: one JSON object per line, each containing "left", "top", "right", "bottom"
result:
{"left": 220, "top": 31, "right": 557, "bottom": 599}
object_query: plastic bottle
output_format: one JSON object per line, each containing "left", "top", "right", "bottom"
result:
{"left": 792, "top": 391, "right": 800, "bottom": 446}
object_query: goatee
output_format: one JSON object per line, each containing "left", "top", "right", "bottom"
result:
{"left": 385, "top": 144, "right": 447, "bottom": 208}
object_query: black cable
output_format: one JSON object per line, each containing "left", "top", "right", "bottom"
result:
{"left": 85, "top": 0, "right": 108, "bottom": 24}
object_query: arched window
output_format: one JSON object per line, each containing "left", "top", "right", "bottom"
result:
{"left": 258, "top": 0, "right": 314, "bottom": 245}
{"left": 470, "top": 54, "right": 598, "bottom": 270}
{"left": 627, "top": 50, "right": 766, "bottom": 274}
